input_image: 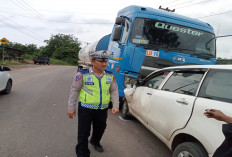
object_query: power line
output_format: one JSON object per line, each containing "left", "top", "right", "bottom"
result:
{"left": 161, "top": 0, "right": 183, "bottom": 6}
{"left": 0, "top": 15, "right": 44, "bottom": 43}
{"left": 197, "top": 10, "right": 232, "bottom": 18}
{"left": 0, "top": 11, "right": 114, "bottom": 25}
{"left": 10, "top": 0, "right": 57, "bottom": 32}
{"left": 169, "top": 0, "right": 198, "bottom": 7}
{"left": 0, "top": 14, "right": 46, "bottom": 39}
{"left": 20, "top": 0, "right": 57, "bottom": 29}
{"left": 175, "top": 0, "right": 213, "bottom": 9}
{"left": 0, "top": 7, "right": 109, "bottom": 15}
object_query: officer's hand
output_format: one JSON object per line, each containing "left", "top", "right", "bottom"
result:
{"left": 112, "top": 107, "right": 119, "bottom": 114}
{"left": 67, "top": 110, "right": 76, "bottom": 119}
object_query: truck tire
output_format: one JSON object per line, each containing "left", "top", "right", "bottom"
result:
{"left": 121, "top": 100, "right": 131, "bottom": 119}
{"left": 172, "top": 142, "right": 208, "bottom": 157}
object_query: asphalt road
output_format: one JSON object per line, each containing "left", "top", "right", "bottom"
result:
{"left": 0, "top": 65, "right": 172, "bottom": 157}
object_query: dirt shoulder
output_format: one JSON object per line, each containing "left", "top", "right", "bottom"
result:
{"left": 8, "top": 63, "right": 51, "bottom": 72}
{"left": 7, "top": 63, "right": 74, "bottom": 73}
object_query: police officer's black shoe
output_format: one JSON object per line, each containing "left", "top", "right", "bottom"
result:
{"left": 90, "top": 140, "right": 104, "bottom": 152}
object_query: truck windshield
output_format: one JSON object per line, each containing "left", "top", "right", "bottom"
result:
{"left": 130, "top": 18, "right": 216, "bottom": 57}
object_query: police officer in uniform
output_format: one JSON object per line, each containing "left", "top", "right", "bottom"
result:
{"left": 67, "top": 50, "right": 119, "bottom": 157}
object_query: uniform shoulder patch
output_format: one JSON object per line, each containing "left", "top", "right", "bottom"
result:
{"left": 75, "top": 73, "right": 82, "bottom": 81}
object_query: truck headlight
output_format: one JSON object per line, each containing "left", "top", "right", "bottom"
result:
{"left": 124, "top": 74, "right": 137, "bottom": 88}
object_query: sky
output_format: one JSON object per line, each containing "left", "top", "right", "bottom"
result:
{"left": 0, "top": 0, "right": 232, "bottom": 58}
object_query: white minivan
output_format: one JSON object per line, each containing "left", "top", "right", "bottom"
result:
{"left": 123, "top": 65, "right": 232, "bottom": 157}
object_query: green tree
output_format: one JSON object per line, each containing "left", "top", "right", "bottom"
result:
{"left": 26, "top": 44, "right": 38, "bottom": 55}
{"left": 43, "top": 34, "right": 81, "bottom": 64}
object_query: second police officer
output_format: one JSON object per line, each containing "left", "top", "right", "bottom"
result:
{"left": 67, "top": 50, "right": 119, "bottom": 157}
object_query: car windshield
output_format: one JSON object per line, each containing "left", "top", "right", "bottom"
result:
{"left": 129, "top": 18, "right": 216, "bottom": 57}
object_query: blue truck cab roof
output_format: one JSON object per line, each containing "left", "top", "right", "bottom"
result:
{"left": 117, "top": 5, "right": 214, "bottom": 33}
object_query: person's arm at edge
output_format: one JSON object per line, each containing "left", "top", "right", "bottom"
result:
{"left": 204, "top": 109, "right": 232, "bottom": 123}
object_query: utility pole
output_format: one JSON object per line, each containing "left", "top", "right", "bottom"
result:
{"left": 2, "top": 44, "right": 5, "bottom": 62}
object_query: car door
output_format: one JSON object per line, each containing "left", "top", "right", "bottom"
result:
{"left": 190, "top": 69, "right": 232, "bottom": 153}
{"left": 129, "top": 71, "right": 170, "bottom": 124}
{"left": 147, "top": 70, "right": 205, "bottom": 140}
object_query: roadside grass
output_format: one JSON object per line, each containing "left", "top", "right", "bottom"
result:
{"left": 0, "top": 58, "right": 74, "bottom": 66}
{"left": 0, "top": 61, "right": 22, "bottom": 66}
{"left": 217, "top": 61, "right": 232, "bottom": 64}
{"left": 50, "top": 58, "right": 73, "bottom": 65}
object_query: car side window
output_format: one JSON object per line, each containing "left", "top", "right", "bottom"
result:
{"left": 144, "top": 71, "right": 170, "bottom": 89}
{"left": 198, "top": 69, "right": 232, "bottom": 103}
{"left": 162, "top": 71, "right": 204, "bottom": 96}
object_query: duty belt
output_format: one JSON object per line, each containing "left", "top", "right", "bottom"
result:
{"left": 79, "top": 102, "right": 108, "bottom": 110}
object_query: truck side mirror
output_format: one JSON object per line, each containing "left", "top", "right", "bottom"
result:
{"left": 115, "top": 17, "right": 125, "bottom": 26}
{"left": 112, "top": 25, "right": 122, "bottom": 41}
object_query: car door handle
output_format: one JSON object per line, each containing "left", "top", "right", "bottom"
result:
{"left": 176, "top": 99, "right": 189, "bottom": 105}
{"left": 147, "top": 92, "right": 152, "bottom": 95}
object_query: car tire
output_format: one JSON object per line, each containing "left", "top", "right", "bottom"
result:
{"left": 172, "top": 142, "right": 208, "bottom": 157}
{"left": 2, "top": 79, "right": 12, "bottom": 94}
{"left": 121, "top": 100, "right": 131, "bottom": 119}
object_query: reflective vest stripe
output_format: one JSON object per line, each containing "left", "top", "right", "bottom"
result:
{"left": 98, "top": 78, "right": 102, "bottom": 109}
{"left": 82, "top": 86, "right": 93, "bottom": 95}
{"left": 79, "top": 102, "right": 108, "bottom": 109}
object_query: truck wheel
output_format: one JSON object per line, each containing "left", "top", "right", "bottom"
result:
{"left": 121, "top": 101, "right": 131, "bottom": 119}
{"left": 2, "top": 79, "right": 12, "bottom": 94}
{"left": 172, "top": 142, "right": 208, "bottom": 157}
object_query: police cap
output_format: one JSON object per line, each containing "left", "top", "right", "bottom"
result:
{"left": 90, "top": 50, "right": 109, "bottom": 62}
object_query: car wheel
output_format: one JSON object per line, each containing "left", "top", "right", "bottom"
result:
{"left": 121, "top": 100, "right": 131, "bottom": 119}
{"left": 172, "top": 142, "right": 208, "bottom": 157}
{"left": 2, "top": 79, "right": 12, "bottom": 94}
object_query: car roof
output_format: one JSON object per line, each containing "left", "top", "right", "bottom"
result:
{"left": 147, "top": 64, "right": 232, "bottom": 78}
{"left": 162, "top": 64, "right": 232, "bottom": 70}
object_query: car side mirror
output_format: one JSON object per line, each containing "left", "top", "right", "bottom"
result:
{"left": 137, "top": 78, "right": 144, "bottom": 86}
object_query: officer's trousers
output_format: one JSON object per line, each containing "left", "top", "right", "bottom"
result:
{"left": 76, "top": 105, "right": 108, "bottom": 157}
